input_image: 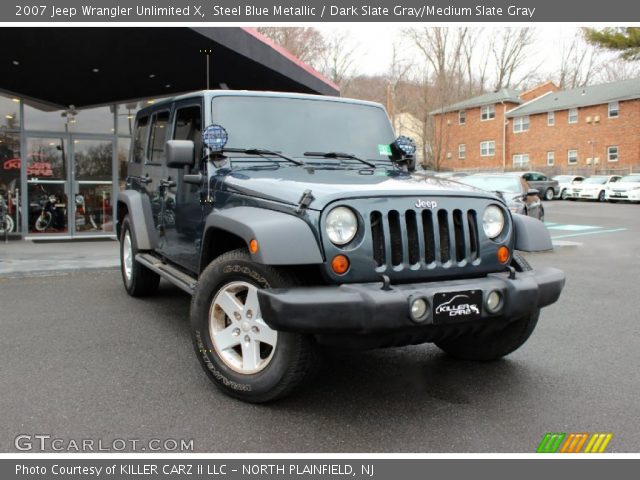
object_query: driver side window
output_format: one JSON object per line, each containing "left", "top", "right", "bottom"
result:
{"left": 173, "top": 105, "right": 202, "bottom": 161}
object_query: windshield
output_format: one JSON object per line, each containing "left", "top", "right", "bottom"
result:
{"left": 582, "top": 177, "right": 607, "bottom": 185}
{"left": 620, "top": 175, "right": 640, "bottom": 183}
{"left": 211, "top": 95, "right": 395, "bottom": 161}
{"left": 459, "top": 176, "right": 521, "bottom": 193}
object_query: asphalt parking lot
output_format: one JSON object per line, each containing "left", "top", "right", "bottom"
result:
{"left": 1, "top": 200, "right": 638, "bottom": 453}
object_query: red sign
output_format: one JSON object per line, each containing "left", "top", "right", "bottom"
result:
{"left": 2, "top": 158, "right": 54, "bottom": 177}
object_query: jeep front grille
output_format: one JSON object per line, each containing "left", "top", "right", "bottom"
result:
{"left": 370, "top": 208, "right": 480, "bottom": 269}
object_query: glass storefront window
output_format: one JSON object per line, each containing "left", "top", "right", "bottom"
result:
{"left": 0, "top": 131, "right": 21, "bottom": 235}
{"left": 24, "top": 101, "right": 115, "bottom": 134}
{"left": 0, "top": 93, "right": 20, "bottom": 130}
{"left": 26, "top": 138, "right": 67, "bottom": 180}
{"left": 116, "top": 102, "right": 142, "bottom": 137}
{"left": 74, "top": 139, "right": 113, "bottom": 181}
{"left": 117, "top": 137, "right": 131, "bottom": 190}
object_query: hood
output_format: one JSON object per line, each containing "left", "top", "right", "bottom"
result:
{"left": 610, "top": 181, "right": 640, "bottom": 191}
{"left": 213, "top": 166, "right": 498, "bottom": 209}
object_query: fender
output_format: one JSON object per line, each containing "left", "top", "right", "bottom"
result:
{"left": 117, "top": 190, "right": 159, "bottom": 250}
{"left": 512, "top": 213, "right": 553, "bottom": 252}
{"left": 204, "top": 206, "right": 324, "bottom": 265}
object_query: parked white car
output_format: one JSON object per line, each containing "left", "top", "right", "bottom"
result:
{"left": 605, "top": 173, "right": 640, "bottom": 203}
{"left": 568, "top": 175, "right": 622, "bottom": 202}
{"left": 553, "top": 175, "right": 585, "bottom": 200}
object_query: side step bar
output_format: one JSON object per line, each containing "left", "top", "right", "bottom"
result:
{"left": 135, "top": 253, "right": 197, "bottom": 295}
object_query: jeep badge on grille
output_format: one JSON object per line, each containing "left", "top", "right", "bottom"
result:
{"left": 415, "top": 199, "right": 438, "bottom": 209}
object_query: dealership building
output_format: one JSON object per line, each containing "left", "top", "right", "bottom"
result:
{"left": 0, "top": 27, "right": 338, "bottom": 238}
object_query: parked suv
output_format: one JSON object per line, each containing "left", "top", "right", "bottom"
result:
{"left": 508, "top": 172, "right": 559, "bottom": 201}
{"left": 117, "top": 91, "right": 565, "bottom": 402}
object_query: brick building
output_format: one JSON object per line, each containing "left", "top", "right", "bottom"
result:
{"left": 431, "top": 78, "right": 640, "bottom": 174}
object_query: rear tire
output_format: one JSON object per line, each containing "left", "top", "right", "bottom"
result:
{"left": 120, "top": 215, "right": 160, "bottom": 297}
{"left": 435, "top": 252, "right": 540, "bottom": 361}
{"left": 190, "top": 248, "right": 317, "bottom": 403}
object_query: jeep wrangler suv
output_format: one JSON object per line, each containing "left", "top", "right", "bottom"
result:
{"left": 117, "top": 90, "right": 565, "bottom": 402}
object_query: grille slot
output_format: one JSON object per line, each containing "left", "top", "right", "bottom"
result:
{"left": 369, "top": 206, "right": 480, "bottom": 271}
{"left": 371, "top": 211, "right": 385, "bottom": 267}
{"left": 388, "top": 210, "right": 403, "bottom": 266}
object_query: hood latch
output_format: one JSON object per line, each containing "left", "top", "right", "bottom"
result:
{"left": 295, "top": 189, "right": 315, "bottom": 213}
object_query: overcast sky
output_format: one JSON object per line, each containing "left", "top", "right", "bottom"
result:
{"left": 315, "top": 25, "right": 580, "bottom": 79}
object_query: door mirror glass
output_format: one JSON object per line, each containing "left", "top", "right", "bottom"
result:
{"left": 166, "top": 140, "right": 194, "bottom": 168}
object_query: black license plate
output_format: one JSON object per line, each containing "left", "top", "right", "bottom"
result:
{"left": 433, "top": 290, "right": 482, "bottom": 324}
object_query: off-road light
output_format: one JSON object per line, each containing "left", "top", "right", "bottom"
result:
{"left": 202, "top": 124, "right": 228, "bottom": 152}
{"left": 486, "top": 290, "right": 503, "bottom": 314}
{"left": 326, "top": 206, "right": 358, "bottom": 245}
{"left": 409, "top": 297, "right": 430, "bottom": 323}
{"left": 393, "top": 136, "right": 417, "bottom": 156}
{"left": 482, "top": 205, "right": 505, "bottom": 239}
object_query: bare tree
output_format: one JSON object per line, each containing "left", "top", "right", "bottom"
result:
{"left": 596, "top": 56, "right": 640, "bottom": 82}
{"left": 491, "top": 27, "right": 537, "bottom": 90}
{"left": 256, "top": 27, "right": 326, "bottom": 69}
{"left": 557, "top": 32, "right": 601, "bottom": 89}
{"left": 320, "top": 30, "right": 359, "bottom": 91}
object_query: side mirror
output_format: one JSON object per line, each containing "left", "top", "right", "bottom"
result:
{"left": 166, "top": 140, "right": 195, "bottom": 168}
{"left": 526, "top": 188, "right": 539, "bottom": 197}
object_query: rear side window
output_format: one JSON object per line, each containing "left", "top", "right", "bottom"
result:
{"left": 173, "top": 105, "right": 202, "bottom": 160}
{"left": 132, "top": 116, "right": 149, "bottom": 164}
{"left": 148, "top": 111, "right": 171, "bottom": 164}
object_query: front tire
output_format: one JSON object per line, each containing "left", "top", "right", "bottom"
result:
{"left": 598, "top": 190, "right": 606, "bottom": 202}
{"left": 190, "top": 249, "right": 317, "bottom": 403}
{"left": 544, "top": 188, "right": 554, "bottom": 201}
{"left": 561, "top": 189, "right": 568, "bottom": 200}
{"left": 435, "top": 252, "right": 540, "bottom": 361}
{"left": 119, "top": 215, "right": 160, "bottom": 297}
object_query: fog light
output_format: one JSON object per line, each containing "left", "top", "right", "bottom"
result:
{"left": 409, "top": 297, "right": 430, "bottom": 323}
{"left": 486, "top": 290, "right": 503, "bottom": 313}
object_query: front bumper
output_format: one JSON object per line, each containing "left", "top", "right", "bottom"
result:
{"left": 258, "top": 268, "right": 565, "bottom": 335}
{"left": 607, "top": 190, "right": 640, "bottom": 201}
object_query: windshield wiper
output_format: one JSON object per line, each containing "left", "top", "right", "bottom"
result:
{"left": 222, "top": 147, "right": 304, "bottom": 166}
{"left": 304, "top": 151, "right": 376, "bottom": 168}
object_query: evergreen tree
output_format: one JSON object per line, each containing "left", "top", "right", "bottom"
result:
{"left": 584, "top": 27, "right": 640, "bottom": 60}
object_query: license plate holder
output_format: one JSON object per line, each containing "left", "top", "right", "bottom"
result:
{"left": 433, "top": 290, "right": 483, "bottom": 324}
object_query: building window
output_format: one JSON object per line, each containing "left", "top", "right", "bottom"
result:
{"left": 568, "top": 108, "right": 578, "bottom": 124}
{"left": 547, "top": 111, "right": 555, "bottom": 126}
{"left": 481, "top": 105, "right": 495, "bottom": 121}
{"left": 608, "top": 101, "right": 619, "bottom": 118}
{"left": 568, "top": 149, "right": 578, "bottom": 165}
{"left": 512, "top": 154, "right": 530, "bottom": 168}
{"left": 513, "top": 115, "right": 530, "bottom": 133}
{"left": 458, "top": 143, "right": 466, "bottom": 159}
{"left": 458, "top": 110, "right": 466, "bottom": 124}
{"left": 607, "top": 146, "right": 619, "bottom": 162}
{"left": 480, "top": 141, "right": 495, "bottom": 157}
{"left": 547, "top": 151, "right": 555, "bottom": 166}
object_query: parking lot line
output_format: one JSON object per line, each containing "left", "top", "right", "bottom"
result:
{"left": 550, "top": 228, "right": 627, "bottom": 240}
{"left": 546, "top": 224, "right": 602, "bottom": 231}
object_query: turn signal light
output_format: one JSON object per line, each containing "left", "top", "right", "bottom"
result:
{"left": 497, "top": 246, "right": 510, "bottom": 264}
{"left": 249, "top": 239, "right": 259, "bottom": 254}
{"left": 331, "top": 255, "right": 350, "bottom": 275}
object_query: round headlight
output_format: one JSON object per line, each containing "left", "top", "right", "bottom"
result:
{"left": 482, "top": 205, "right": 505, "bottom": 239}
{"left": 326, "top": 207, "right": 358, "bottom": 245}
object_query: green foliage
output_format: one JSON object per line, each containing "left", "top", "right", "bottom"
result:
{"left": 584, "top": 27, "right": 640, "bottom": 60}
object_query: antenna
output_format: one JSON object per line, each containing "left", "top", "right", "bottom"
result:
{"left": 200, "top": 48, "right": 213, "bottom": 89}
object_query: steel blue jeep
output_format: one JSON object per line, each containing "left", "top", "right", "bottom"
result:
{"left": 117, "top": 90, "right": 565, "bottom": 402}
